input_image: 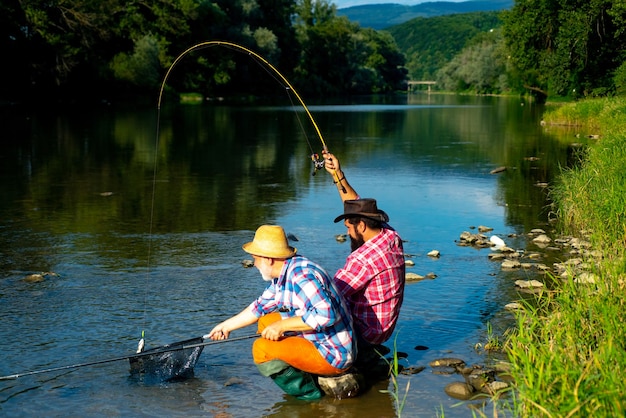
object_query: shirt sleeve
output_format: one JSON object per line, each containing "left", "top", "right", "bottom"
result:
{"left": 293, "top": 268, "right": 337, "bottom": 332}
{"left": 250, "top": 281, "right": 278, "bottom": 317}
{"left": 334, "top": 252, "right": 370, "bottom": 296}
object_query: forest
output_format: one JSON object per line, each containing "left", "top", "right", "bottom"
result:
{"left": 0, "top": 0, "right": 407, "bottom": 103}
{"left": 1, "top": 0, "right": 625, "bottom": 103}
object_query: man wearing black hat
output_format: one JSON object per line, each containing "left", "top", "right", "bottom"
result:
{"left": 323, "top": 151, "right": 406, "bottom": 356}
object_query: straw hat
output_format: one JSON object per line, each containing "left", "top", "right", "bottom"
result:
{"left": 242, "top": 225, "right": 297, "bottom": 259}
{"left": 334, "top": 198, "right": 389, "bottom": 223}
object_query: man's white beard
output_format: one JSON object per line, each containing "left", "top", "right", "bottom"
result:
{"left": 258, "top": 262, "right": 275, "bottom": 282}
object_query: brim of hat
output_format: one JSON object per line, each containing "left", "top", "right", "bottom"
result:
{"left": 242, "top": 242, "right": 297, "bottom": 258}
{"left": 333, "top": 211, "right": 389, "bottom": 223}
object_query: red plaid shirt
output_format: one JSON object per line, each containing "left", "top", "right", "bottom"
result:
{"left": 334, "top": 227, "right": 405, "bottom": 345}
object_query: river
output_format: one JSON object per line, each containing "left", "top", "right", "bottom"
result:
{"left": 0, "top": 93, "right": 585, "bottom": 417}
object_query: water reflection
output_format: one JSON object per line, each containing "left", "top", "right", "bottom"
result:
{"left": 0, "top": 96, "right": 587, "bottom": 417}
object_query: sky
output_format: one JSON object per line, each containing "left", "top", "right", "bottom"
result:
{"left": 333, "top": 0, "right": 467, "bottom": 8}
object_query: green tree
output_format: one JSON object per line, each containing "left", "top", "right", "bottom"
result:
{"left": 294, "top": 0, "right": 406, "bottom": 95}
{"left": 502, "top": 0, "right": 626, "bottom": 99}
{"left": 110, "top": 34, "right": 161, "bottom": 89}
{"left": 18, "top": 0, "right": 116, "bottom": 93}
{"left": 437, "top": 29, "right": 509, "bottom": 94}
{"left": 388, "top": 11, "right": 502, "bottom": 82}
{"left": 5, "top": 0, "right": 407, "bottom": 101}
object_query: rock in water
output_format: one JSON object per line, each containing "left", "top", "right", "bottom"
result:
{"left": 318, "top": 372, "right": 363, "bottom": 399}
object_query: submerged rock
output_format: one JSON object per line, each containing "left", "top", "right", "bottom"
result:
{"left": 22, "top": 272, "right": 59, "bottom": 283}
{"left": 335, "top": 234, "right": 347, "bottom": 242}
{"left": 444, "top": 382, "right": 475, "bottom": 400}
{"left": 429, "top": 358, "right": 466, "bottom": 368}
{"left": 23, "top": 273, "right": 45, "bottom": 283}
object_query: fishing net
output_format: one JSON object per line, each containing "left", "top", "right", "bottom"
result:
{"left": 129, "top": 337, "right": 204, "bottom": 382}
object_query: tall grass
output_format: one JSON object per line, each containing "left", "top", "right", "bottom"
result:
{"left": 507, "top": 97, "right": 626, "bottom": 416}
{"left": 548, "top": 97, "right": 626, "bottom": 262}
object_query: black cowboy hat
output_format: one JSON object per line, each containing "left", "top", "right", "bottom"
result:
{"left": 334, "top": 198, "right": 389, "bottom": 223}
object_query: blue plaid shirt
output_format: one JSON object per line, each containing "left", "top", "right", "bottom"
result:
{"left": 250, "top": 255, "right": 355, "bottom": 369}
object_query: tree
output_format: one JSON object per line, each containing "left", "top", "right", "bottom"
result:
{"left": 294, "top": 0, "right": 406, "bottom": 95}
{"left": 437, "top": 29, "right": 509, "bottom": 94}
{"left": 502, "top": 0, "right": 626, "bottom": 99}
{"left": 388, "top": 11, "right": 502, "bottom": 82}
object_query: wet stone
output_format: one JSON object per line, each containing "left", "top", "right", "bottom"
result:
{"left": 429, "top": 358, "right": 466, "bottom": 368}
{"left": 444, "top": 382, "right": 475, "bottom": 400}
{"left": 318, "top": 372, "right": 364, "bottom": 399}
{"left": 400, "top": 366, "right": 425, "bottom": 375}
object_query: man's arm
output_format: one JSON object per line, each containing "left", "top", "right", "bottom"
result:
{"left": 322, "top": 151, "right": 359, "bottom": 201}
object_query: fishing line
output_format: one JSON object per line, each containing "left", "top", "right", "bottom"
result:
{"left": 238, "top": 50, "right": 322, "bottom": 174}
{"left": 140, "top": 40, "right": 347, "bottom": 352}
{"left": 155, "top": 41, "right": 344, "bottom": 182}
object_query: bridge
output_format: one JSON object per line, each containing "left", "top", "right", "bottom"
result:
{"left": 407, "top": 81, "right": 436, "bottom": 93}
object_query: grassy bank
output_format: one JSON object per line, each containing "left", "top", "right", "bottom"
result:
{"left": 507, "top": 97, "right": 626, "bottom": 416}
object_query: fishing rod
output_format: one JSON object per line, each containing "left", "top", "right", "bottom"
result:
{"left": 155, "top": 40, "right": 346, "bottom": 188}
{"left": 0, "top": 334, "right": 259, "bottom": 381}
{"left": 138, "top": 41, "right": 347, "bottom": 355}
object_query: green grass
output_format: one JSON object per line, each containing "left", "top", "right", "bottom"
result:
{"left": 379, "top": 334, "right": 410, "bottom": 417}
{"left": 507, "top": 97, "right": 626, "bottom": 416}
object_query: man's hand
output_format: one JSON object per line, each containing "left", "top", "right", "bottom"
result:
{"left": 261, "top": 321, "right": 285, "bottom": 341}
{"left": 322, "top": 150, "right": 342, "bottom": 175}
{"left": 204, "top": 325, "right": 230, "bottom": 340}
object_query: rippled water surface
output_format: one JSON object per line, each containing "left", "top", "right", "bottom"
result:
{"left": 0, "top": 94, "right": 584, "bottom": 417}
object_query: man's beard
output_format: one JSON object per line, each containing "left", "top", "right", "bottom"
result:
{"left": 260, "top": 270, "right": 275, "bottom": 282}
{"left": 257, "top": 260, "right": 275, "bottom": 282}
{"left": 350, "top": 231, "right": 365, "bottom": 251}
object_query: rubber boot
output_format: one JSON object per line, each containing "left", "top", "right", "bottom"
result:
{"left": 256, "top": 359, "right": 289, "bottom": 377}
{"left": 270, "top": 366, "right": 323, "bottom": 400}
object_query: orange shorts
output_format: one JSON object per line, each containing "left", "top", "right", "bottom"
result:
{"left": 252, "top": 312, "right": 346, "bottom": 376}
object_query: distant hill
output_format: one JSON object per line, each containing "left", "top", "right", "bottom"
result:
{"left": 337, "top": 0, "right": 513, "bottom": 29}
{"left": 387, "top": 11, "right": 503, "bottom": 80}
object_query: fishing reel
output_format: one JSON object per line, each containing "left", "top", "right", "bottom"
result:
{"left": 310, "top": 153, "right": 325, "bottom": 176}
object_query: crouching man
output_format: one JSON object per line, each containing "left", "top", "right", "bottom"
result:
{"left": 205, "top": 225, "right": 355, "bottom": 400}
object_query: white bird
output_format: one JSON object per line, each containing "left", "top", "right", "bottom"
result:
{"left": 490, "top": 235, "right": 505, "bottom": 250}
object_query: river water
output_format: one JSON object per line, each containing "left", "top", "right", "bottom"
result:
{"left": 0, "top": 94, "right": 584, "bottom": 417}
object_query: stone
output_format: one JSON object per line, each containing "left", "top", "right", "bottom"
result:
{"left": 574, "top": 272, "right": 597, "bottom": 284}
{"left": 444, "top": 382, "right": 475, "bottom": 400}
{"left": 406, "top": 272, "right": 425, "bottom": 282}
{"left": 515, "top": 279, "right": 544, "bottom": 289}
{"left": 318, "top": 372, "right": 363, "bottom": 399}
{"left": 532, "top": 234, "right": 552, "bottom": 244}
{"left": 335, "top": 234, "right": 347, "bottom": 242}
{"left": 427, "top": 250, "right": 440, "bottom": 258}
{"left": 429, "top": 358, "right": 466, "bottom": 368}
{"left": 501, "top": 259, "right": 521, "bottom": 269}
{"left": 400, "top": 366, "right": 425, "bottom": 375}
{"left": 504, "top": 302, "right": 522, "bottom": 311}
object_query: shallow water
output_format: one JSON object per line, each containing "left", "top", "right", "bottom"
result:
{"left": 0, "top": 94, "right": 585, "bottom": 417}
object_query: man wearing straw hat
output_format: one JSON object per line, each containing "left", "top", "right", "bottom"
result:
{"left": 205, "top": 225, "right": 355, "bottom": 400}
{"left": 323, "top": 151, "right": 406, "bottom": 362}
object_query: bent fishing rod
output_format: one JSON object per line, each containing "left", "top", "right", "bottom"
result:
{"left": 0, "top": 334, "right": 259, "bottom": 381}
{"left": 155, "top": 40, "right": 346, "bottom": 189}
{"left": 138, "top": 41, "right": 347, "bottom": 354}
